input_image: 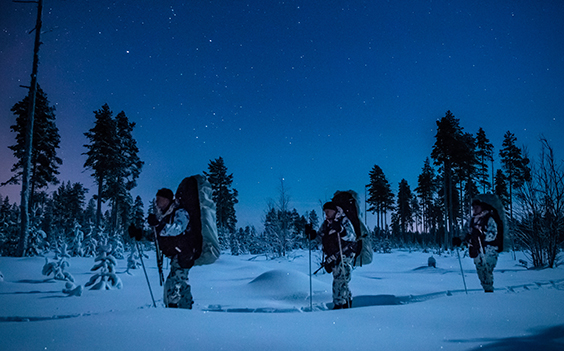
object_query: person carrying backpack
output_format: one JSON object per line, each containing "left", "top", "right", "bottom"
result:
{"left": 147, "top": 187, "right": 202, "bottom": 308}
{"left": 454, "top": 198, "right": 503, "bottom": 293}
{"left": 307, "top": 201, "right": 357, "bottom": 309}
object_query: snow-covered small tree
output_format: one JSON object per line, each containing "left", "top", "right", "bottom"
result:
{"left": 42, "top": 243, "right": 74, "bottom": 282}
{"left": 69, "top": 222, "right": 84, "bottom": 257}
{"left": 25, "top": 206, "right": 49, "bottom": 257}
{"left": 82, "top": 225, "right": 98, "bottom": 257}
{"left": 126, "top": 242, "right": 141, "bottom": 273}
{"left": 108, "top": 230, "right": 124, "bottom": 259}
{"left": 85, "top": 239, "right": 122, "bottom": 290}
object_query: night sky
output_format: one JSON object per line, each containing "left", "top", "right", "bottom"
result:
{"left": 1, "top": 0, "right": 563, "bottom": 229}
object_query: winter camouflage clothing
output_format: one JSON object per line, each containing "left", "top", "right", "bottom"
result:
{"left": 315, "top": 205, "right": 357, "bottom": 308}
{"left": 474, "top": 246, "right": 499, "bottom": 292}
{"left": 163, "top": 256, "right": 193, "bottom": 308}
{"left": 332, "top": 253, "right": 355, "bottom": 307}
{"left": 153, "top": 199, "right": 197, "bottom": 308}
{"left": 465, "top": 200, "right": 501, "bottom": 292}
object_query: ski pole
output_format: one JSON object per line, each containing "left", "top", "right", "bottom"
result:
{"left": 136, "top": 241, "right": 157, "bottom": 307}
{"left": 456, "top": 247, "right": 468, "bottom": 294}
{"left": 152, "top": 227, "right": 164, "bottom": 286}
{"left": 308, "top": 231, "right": 313, "bottom": 311}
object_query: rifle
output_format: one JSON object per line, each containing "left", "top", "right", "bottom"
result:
{"left": 152, "top": 227, "right": 164, "bottom": 286}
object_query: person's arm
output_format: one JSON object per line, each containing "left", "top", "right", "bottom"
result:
{"left": 484, "top": 216, "right": 498, "bottom": 243}
{"left": 160, "top": 208, "right": 190, "bottom": 237}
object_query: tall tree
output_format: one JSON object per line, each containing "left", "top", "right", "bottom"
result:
{"left": 395, "top": 179, "right": 414, "bottom": 237}
{"left": 367, "top": 165, "right": 394, "bottom": 230}
{"left": 83, "top": 104, "right": 118, "bottom": 231}
{"left": 431, "top": 110, "right": 464, "bottom": 246}
{"left": 415, "top": 158, "right": 436, "bottom": 234}
{"left": 205, "top": 157, "right": 238, "bottom": 249}
{"left": 475, "top": 128, "right": 494, "bottom": 193}
{"left": 83, "top": 105, "right": 143, "bottom": 232}
{"left": 4, "top": 86, "right": 62, "bottom": 204}
{"left": 107, "top": 111, "right": 143, "bottom": 231}
{"left": 494, "top": 169, "right": 510, "bottom": 209}
{"left": 499, "top": 131, "right": 531, "bottom": 220}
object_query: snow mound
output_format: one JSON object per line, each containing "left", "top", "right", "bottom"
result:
{"left": 248, "top": 269, "right": 329, "bottom": 301}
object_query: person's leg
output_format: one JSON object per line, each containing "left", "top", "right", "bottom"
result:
{"left": 163, "top": 257, "right": 193, "bottom": 308}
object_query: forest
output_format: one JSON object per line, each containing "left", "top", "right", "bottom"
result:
{"left": 1, "top": 87, "right": 563, "bottom": 270}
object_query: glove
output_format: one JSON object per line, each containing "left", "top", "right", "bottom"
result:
{"left": 147, "top": 213, "right": 159, "bottom": 226}
{"left": 128, "top": 224, "right": 143, "bottom": 241}
{"left": 452, "top": 236, "right": 462, "bottom": 247}
{"left": 305, "top": 223, "right": 317, "bottom": 240}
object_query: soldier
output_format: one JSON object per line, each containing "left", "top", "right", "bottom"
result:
{"left": 148, "top": 188, "right": 201, "bottom": 308}
{"left": 307, "top": 201, "right": 357, "bottom": 309}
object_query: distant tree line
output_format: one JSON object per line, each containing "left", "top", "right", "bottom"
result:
{"left": 1, "top": 89, "right": 562, "bottom": 268}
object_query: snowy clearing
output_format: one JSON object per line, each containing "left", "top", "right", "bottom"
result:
{"left": 1, "top": 249, "right": 563, "bottom": 350}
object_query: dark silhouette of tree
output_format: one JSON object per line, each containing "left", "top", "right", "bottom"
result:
{"left": 52, "top": 181, "right": 88, "bottom": 239}
{"left": 205, "top": 157, "right": 238, "bottom": 249}
{"left": 500, "top": 131, "right": 531, "bottom": 220}
{"left": 83, "top": 104, "right": 118, "bottom": 230}
{"left": 431, "top": 111, "right": 464, "bottom": 246}
{"left": 494, "top": 169, "right": 510, "bottom": 209}
{"left": 367, "top": 164, "right": 394, "bottom": 230}
{"left": 83, "top": 104, "right": 143, "bottom": 232}
{"left": 415, "top": 158, "right": 437, "bottom": 235}
{"left": 107, "top": 111, "right": 143, "bottom": 231}
{"left": 4, "top": 86, "right": 62, "bottom": 205}
{"left": 475, "top": 127, "right": 494, "bottom": 193}
{"left": 394, "top": 179, "right": 414, "bottom": 237}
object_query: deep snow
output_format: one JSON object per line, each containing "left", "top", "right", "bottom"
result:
{"left": 1, "top": 249, "right": 563, "bottom": 350}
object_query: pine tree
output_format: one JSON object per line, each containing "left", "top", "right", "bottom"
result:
{"left": 83, "top": 105, "right": 143, "bottom": 233}
{"left": 367, "top": 165, "right": 394, "bottom": 230}
{"left": 415, "top": 158, "right": 436, "bottom": 235}
{"left": 51, "top": 181, "right": 87, "bottom": 238}
{"left": 395, "top": 179, "right": 414, "bottom": 238}
{"left": 4, "top": 86, "right": 62, "bottom": 255}
{"left": 431, "top": 111, "right": 467, "bottom": 246}
{"left": 475, "top": 128, "right": 494, "bottom": 193}
{"left": 205, "top": 157, "right": 238, "bottom": 249}
{"left": 494, "top": 169, "right": 510, "bottom": 209}
{"left": 107, "top": 111, "right": 143, "bottom": 231}
{"left": 83, "top": 104, "right": 118, "bottom": 230}
{"left": 500, "top": 131, "right": 531, "bottom": 220}
{"left": 4, "top": 86, "right": 62, "bottom": 203}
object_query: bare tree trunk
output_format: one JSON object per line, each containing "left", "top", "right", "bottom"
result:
{"left": 18, "top": 0, "right": 43, "bottom": 257}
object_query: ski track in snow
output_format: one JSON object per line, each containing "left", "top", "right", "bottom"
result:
{"left": 2, "top": 278, "right": 562, "bottom": 321}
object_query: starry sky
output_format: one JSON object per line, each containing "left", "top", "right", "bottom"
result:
{"left": 1, "top": 0, "right": 563, "bottom": 229}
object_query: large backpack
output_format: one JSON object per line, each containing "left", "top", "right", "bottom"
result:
{"left": 473, "top": 193, "right": 506, "bottom": 252}
{"left": 175, "top": 175, "right": 220, "bottom": 265}
{"left": 331, "top": 190, "right": 373, "bottom": 266}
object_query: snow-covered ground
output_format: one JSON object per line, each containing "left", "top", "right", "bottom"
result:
{"left": 1, "top": 249, "right": 563, "bottom": 350}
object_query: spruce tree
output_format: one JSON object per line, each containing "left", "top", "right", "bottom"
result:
{"left": 494, "top": 169, "right": 510, "bottom": 209}
{"left": 107, "top": 111, "right": 143, "bottom": 231}
{"left": 395, "top": 179, "right": 414, "bottom": 238}
{"left": 4, "top": 86, "right": 62, "bottom": 202}
{"left": 205, "top": 157, "right": 238, "bottom": 248}
{"left": 475, "top": 128, "right": 494, "bottom": 193}
{"left": 83, "top": 104, "right": 118, "bottom": 230}
{"left": 431, "top": 111, "right": 466, "bottom": 246}
{"left": 367, "top": 165, "right": 394, "bottom": 230}
{"left": 83, "top": 105, "right": 143, "bottom": 232}
{"left": 415, "top": 158, "right": 436, "bottom": 235}
{"left": 499, "top": 131, "right": 531, "bottom": 219}
{"left": 51, "top": 181, "right": 87, "bottom": 238}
